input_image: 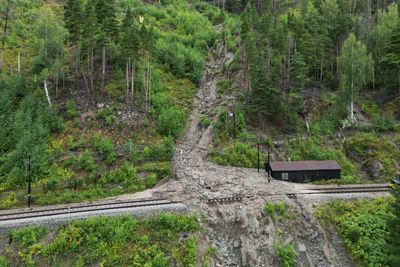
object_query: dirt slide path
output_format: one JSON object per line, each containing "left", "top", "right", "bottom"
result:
{"left": 143, "top": 30, "right": 362, "bottom": 266}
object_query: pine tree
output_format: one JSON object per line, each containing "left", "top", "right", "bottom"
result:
{"left": 383, "top": 23, "right": 400, "bottom": 120}
{"left": 64, "top": 0, "right": 83, "bottom": 44}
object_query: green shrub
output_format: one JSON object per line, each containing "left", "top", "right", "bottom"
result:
{"left": 11, "top": 227, "right": 47, "bottom": 248}
{"left": 144, "top": 137, "right": 174, "bottom": 161}
{"left": 316, "top": 197, "right": 394, "bottom": 266}
{"left": 96, "top": 106, "right": 115, "bottom": 126}
{"left": 370, "top": 114, "right": 398, "bottom": 132}
{"left": 157, "top": 107, "right": 186, "bottom": 138}
{"left": 0, "top": 256, "right": 8, "bottom": 267}
{"left": 66, "top": 99, "right": 78, "bottom": 118}
{"left": 217, "top": 79, "right": 229, "bottom": 93}
{"left": 273, "top": 242, "right": 298, "bottom": 267}
{"left": 138, "top": 162, "right": 172, "bottom": 178}
{"left": 75, "top": 150, "right": 96, "bottom": 172}
{"left": 344, "top": 133, "right": 399, "bottom": 180}
{"left": 92, "top": 134, "right": 117, "bottom": 165}
{"left": 101, "top": 162, "right": 137, "bottom": 186}
{"left": 146, "top": 173, "right": 158, "bottom": 188}
{"left": 264, "top": 201, "right": 287, "bottom": 220}
{"left": 212, "top": 142, "right": 257, "bottom": 168}
{"left": 199, "top": 114, "right": 211, "bottom": 128}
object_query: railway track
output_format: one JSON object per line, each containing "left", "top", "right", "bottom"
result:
{"left": 285, "top": 185, "right": 391, "bottom": 197}
{"left": 0, "top": 198, "right": 175, "bottom": 222}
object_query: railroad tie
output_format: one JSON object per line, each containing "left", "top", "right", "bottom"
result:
{"left": 206, "top": 196, "right": 242, "bottom": 203}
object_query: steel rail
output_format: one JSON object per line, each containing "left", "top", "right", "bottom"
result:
{"left": 0, "top": 199, "right": 174, "bottom": 222}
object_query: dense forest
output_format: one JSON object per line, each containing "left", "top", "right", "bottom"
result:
{"left": 0, "top": 0, "right": 228, "bottom": 206}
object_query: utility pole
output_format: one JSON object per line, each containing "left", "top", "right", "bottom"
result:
{"left": 27, "top": 154, "right": 32, "bottom": 208}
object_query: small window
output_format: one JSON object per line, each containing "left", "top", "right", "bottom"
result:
{"left": 282, "top": 172, "right": 289, "bottom": 180}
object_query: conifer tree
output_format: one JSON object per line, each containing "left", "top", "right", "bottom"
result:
{"left": 383, "top": 23, "right": 400, "bottom": 120}
{"left": 64, "top": 0, "right": 82, "bottom": 44}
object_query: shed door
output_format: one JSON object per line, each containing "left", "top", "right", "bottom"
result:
{"left": 281, "top": 172, "right": 289, "bottom": 181}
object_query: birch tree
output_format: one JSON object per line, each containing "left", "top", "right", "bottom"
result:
{"left": 338, "top": 33, "right": 372, "bottom": 121}
{"left": 31, "top": 7, "right": 67, "bottom": 106}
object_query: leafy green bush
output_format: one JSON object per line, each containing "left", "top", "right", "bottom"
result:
{"left": 96, "top": 106, "right": 115, "bottom": 126}
{"left": 101, "top": 162, "right": 137, "bottom": 186}
{"left": 157, "top": 107, "right": 186, "bottom": 138}
{"left": 75, "top": 150, "right": 96, "bottom": 172}
{"left": 92, "top": 134, "right": 117, "bottom": 165}
{"left": 11, "top": 227, "right": 47, "bottom": 248}
{"left": 146, "top": 173, "right": 158, "bottom": 187}
{"left": 344, "top": 133, "right": 399, "bottom": 180}
{"left": 316, "top": 197, "right": 394, "bottom": 266}
{"left": 0, "top": 256, "right": 8, "bottom": 267}
{"left": 141, "top": 137, "right": 174, "bottom": 162}
{"left": 66, "top": 99, "right": 78, "bottom": 118}
{"left": 273, "top": 241, "right": 298, "bottom": 267}
{"left": 19, "top": 214, "right": 199, "bottom": 266}
{"left": 370, "top": 114, "right": 398, "bottom": 132}
{"left": 212, "top": 142, "right": 258, "bottom": 168}
{"left": 264, "top": 201, "right": 288, "bottom": 220}
{"left": 138, "top": 162, "right": 173, "bottom": 178}
{"left": 199, "top": 114, "right": 211, "bottom": 128}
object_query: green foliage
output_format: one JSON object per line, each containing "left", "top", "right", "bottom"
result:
{"left": 100, "top": 162, "right": 137, "bottom": 187}
{"left": 264, "top": 201, "right": 288, "bottom": 220}
{"left": 138, "top": 162, "right": 173, "bottom": 178}
{"left": 370, "top": 114, "right": 398, "bottom": 132}
{"left": 11, "top": 227, "right": 47, "bottom": 249}
{"left": 316, "top": 198, "right": 395, "bottom": 266}
{"left": 0, "top": 214, "right": 197, "bottom": 266}
{"left": 387, "top": 188, "right": 400, "bottom": 266}
{"left": 74, "top": 150, "right": 96, "bottom": 172}
{"left": 157, "top": 107, "right": 186, "bottom": 138}
{"left": 66, "top": 100, "right": 79, "bottom": 118}
{"left": 92, "top": 134, "right": 117, "bottom": 165}
{"left": 146, "top": 173, "right": 158, "bottom": 187}
{"left": 212, "top": 142, "right": 258, "bottom": 168}
{"left": 344, "top": 133, "right": 399, "bottom": 180}
{"left": 338, "top": 34, "right": 373, "bottom": 119}
{"left": 96, "top": 106, "right": 115, "bottom": 126}
{"left": 0, "top": 256, "right": 7, "bottom": 267}
{"left": 199, "top": 114, "right": 211, "bottom": 128}
{"left": 0, "top": 78, "right": 64, "bottom": 186}
{"left": 273, "top": 241, "right": 298, "bottom": 267}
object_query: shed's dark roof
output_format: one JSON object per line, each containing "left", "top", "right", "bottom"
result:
{"left": 269, "top": 160, "right": 341, "bottom": 171}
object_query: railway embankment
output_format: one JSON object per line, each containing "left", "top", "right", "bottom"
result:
{"left": 0, "top": 198, "right": 186, "bottom": 233}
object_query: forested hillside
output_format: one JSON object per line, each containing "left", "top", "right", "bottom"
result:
{"left": 0, "top": 0, "right": 231, "bottom": 207}
{"left": 1, "top": 1, "right": 400, "bottom": 266}
{"left": 210, "top": 0, "right": 400, "bottom": 184}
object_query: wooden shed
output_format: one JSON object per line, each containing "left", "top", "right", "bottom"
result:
{"left": 265, "top": 160, "right": 341, "bottom": 182}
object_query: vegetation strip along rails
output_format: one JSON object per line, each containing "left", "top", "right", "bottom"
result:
{"left": 0, "top": 198, "right": 174, "bottom": 221}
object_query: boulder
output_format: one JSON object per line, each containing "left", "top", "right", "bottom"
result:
{"left": 362, "top": 159, "right": 383, "bottom": 180}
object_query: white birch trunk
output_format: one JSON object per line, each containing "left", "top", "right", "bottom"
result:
{"left": 18, "top": 51, "right": 21, "bottom": 72}
{"left": 43, "top": 80, "right": 52, "bottom": 107}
